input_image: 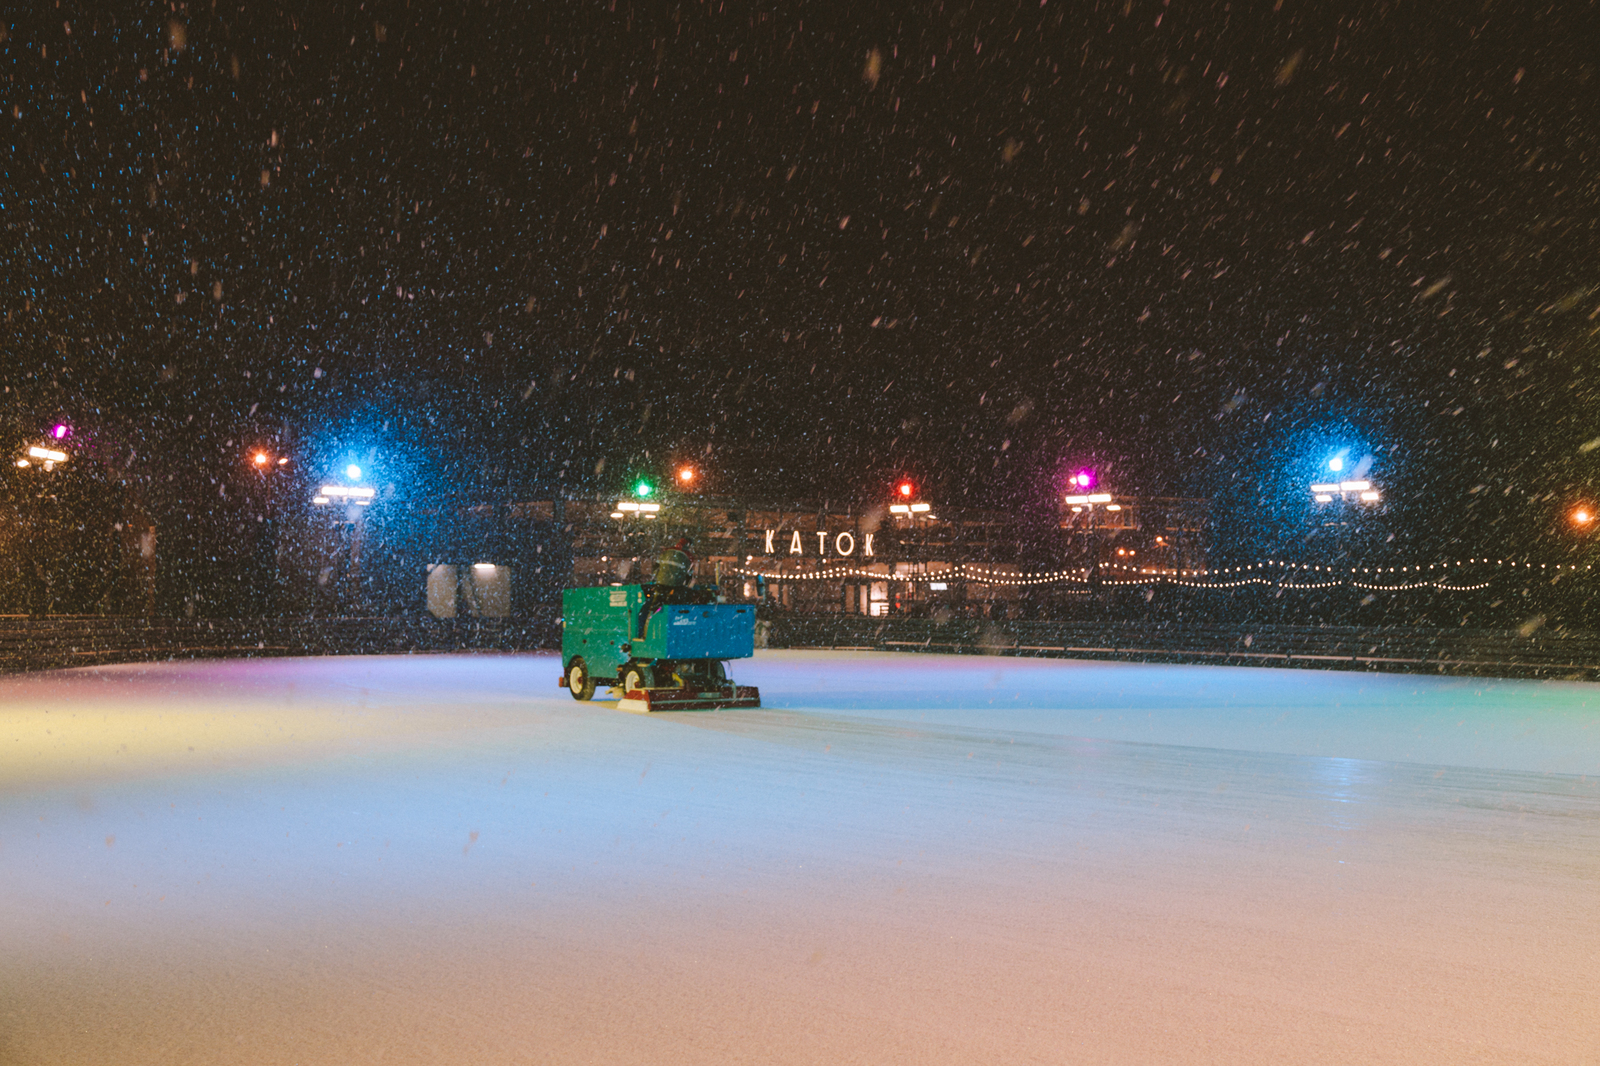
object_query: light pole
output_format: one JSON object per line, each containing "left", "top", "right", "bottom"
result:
{"left": 1063, "top": 471, "right": 1113, "bottom": 587}
{"left": 1308, "top": 454, "right": 1382, "bottom": 564}
{"left": 890, "top": 481, "right": 936, "bottom": 611}
{"left": 311, "top": 465, "right": 376, "bottom": 612}
{"left": 244, "top": 447, "right": 293, "bottom": 614}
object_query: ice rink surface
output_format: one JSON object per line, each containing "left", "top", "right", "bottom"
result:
{"left": 3, "top": 649, "right": 1598, "bottom": 1064}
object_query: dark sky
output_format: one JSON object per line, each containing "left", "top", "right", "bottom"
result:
{"left": 4, "top": 0, "right": 1599, "bottom": 555}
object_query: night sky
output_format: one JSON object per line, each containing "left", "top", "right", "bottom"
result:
{"left": 5, "top": 1, "right": 1599, "bottom": 559}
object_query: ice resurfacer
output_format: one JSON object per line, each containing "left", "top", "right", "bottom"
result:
{"left": 558, "top": 540, "right": 760, "bottom": 712}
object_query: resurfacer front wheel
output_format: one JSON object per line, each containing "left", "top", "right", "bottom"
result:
{"left": 567, "top": 658, "right": 596, "bottom": 701}
{"left": 622, "top": 664, "right": 653, "bottom": 695}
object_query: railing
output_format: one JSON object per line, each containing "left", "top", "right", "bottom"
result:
{"left": 3, "top": 609, "right": 1597, "bottom": 682}
{"left": 759, "top": 615, "right": 1600, "bottom": 681}
{"left": 0, "top": 612, "right": 560, "bottom": 673}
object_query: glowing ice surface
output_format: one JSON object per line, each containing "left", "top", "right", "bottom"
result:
{"left": 2, "top": 651, "right": 1597, "bottom": 1064}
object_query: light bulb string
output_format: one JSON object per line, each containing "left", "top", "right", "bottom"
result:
{"left": 725, "top": 556, "right": 1582, "bottom": 593}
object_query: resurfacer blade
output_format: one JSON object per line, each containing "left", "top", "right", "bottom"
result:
{"left": 617, "top": 685, "right": 761, "bottom": 713}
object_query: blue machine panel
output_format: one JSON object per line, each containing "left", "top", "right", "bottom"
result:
{"left": 636, "top": 603, "right": 757, "bottom": 661}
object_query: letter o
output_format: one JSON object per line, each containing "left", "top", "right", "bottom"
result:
{"left": 834, "top": 532, "right": 856, "bottom": 556}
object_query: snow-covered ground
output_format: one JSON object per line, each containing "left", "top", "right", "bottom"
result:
{"left": 3, "top": 650, "right": 1597, "bottom": 1064}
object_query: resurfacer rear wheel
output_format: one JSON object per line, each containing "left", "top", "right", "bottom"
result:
{"left": 682, "top": 660, "right": 726, "bottom": 685}
{"left": 567, "top": 658, "right": 596, "bottom": 701}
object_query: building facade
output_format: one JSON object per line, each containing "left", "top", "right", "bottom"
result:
{"left": 386, "top": 490, "right": 1211, "bottom": 620}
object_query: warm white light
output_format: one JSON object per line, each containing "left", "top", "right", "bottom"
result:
{"left": 909, "top": 502, "right": 931, "bottom": 512}
{"left": 639, "top": 502, "right": 661, "bottom": 512}
{"left": 312, "top": 496, "right": 330, "bottom": 505}
{"left": 1309, "top": 483, "right": 1340, "bottom": 493}
{"left": 318, "top": 485, "right": 376, "bottom": 499}
{"left": 1359, "top": 491, "right": 1381, "bottom": 502}
{"left": 1314, "top": 494, "right": 1334, "bottom": 503}
{"left": 15, "top": 459, "right": 29, "bottom": 468}
{"left": 889, "top": 504, "right": 911, "bottom": 514}
{"left": 1340, "top": 480, "right": 1371, "bottom": 491}
{"left": 617, "top": 501, "right": 641, "bottom": 511}
{"left": 1063, "top": 495, "right": 1089, "bottom": 505}
{"left": 610, "top": 511, "right": 625, "bottom": 518}
{"left": 1086, "top": 493, "right": 1112, "bottom": 503}
{"left": 27, "top": 446, "right": 67, "bottom": 462}
{"left": 473, "top": 562, "right": 497, "bottom": 572}
{"left": 1104, "top": 504, "right": 1122, "bottom": 512}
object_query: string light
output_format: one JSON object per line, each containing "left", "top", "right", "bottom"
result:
{"left": 729, "top": 554, "right": 1587, "bottom": 593}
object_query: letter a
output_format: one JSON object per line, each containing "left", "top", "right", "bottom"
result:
{"left": 789, "top": 530, "right": 803, "bottom": 554}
